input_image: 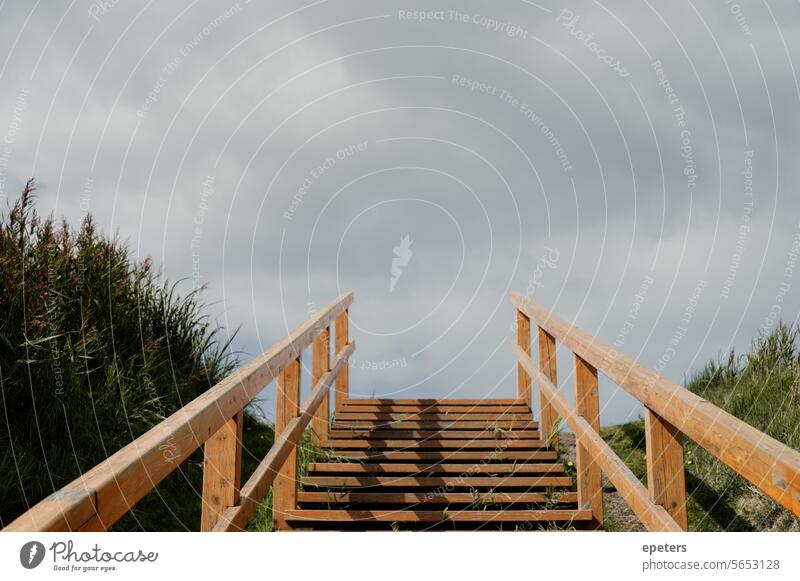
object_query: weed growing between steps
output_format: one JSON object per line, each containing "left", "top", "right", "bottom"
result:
{"left": 246, "top": 430, "right": 326, "bottom": 531}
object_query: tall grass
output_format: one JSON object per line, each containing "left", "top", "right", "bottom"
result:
{"left": 0, "top": 181, "right": 276, "bottom": 530}
{"left": 604, "top": 322, "right": 800, "bottom": 531}
{"left": 685, "top": 322, "right": 800, "bottom": 531}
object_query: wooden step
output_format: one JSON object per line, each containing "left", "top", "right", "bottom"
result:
{"left": 297, "top": 491, "right": 578, "bottom": 505}
{"left": 303, "top": 475, "right": 573, "bottom": 489}
{"left": 285, "top": 509, "right": 591, "bottom": 523}
{"left": 294, "top": 395, "right": 574, "bottom": 532}
{"left": 332, "top": 420, "right": 538, "bottom": 430}
{"left": 307, "top": 463, "right": 565, "bottom": 474}
{"left": 334, "top": 413, "right": 533, "bottom": 421}
{"left": 327, "top": 450, "right": 559, "bottom": 462}
{"left": 337, "top": 405, "right": 528, "bottom": 414}
{"left": 342, "top": 399, "right": 523, "bottom": 406}
{"left": 342, "top": 398, "right": 528, "bottom": 406}
{"left": 328, "top": 429, "right": 540, "bottom": 440}
{"left": 324, "top": 439, "right": 547, "bottom": 450}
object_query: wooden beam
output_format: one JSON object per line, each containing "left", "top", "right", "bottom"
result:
{"left": 514, "top": 345, "right": 681, "bottom": 532}
{"left": 273, "top": 357, "right": 301, "bottom": 531}
{"left": 4, "top": 293, "right": 353, "bottom": 532}
{"left": 328, "top": 429, "right": 541, "bottom": 440}
{"left": 342, "top": 399, "right": 523, "bottom": 406}
{"left": 311, "top": 326, "right": 331, "bottom": 444}
{"left": 332, "top": 420, "right": 538, "bottom": 430}
{"left": 574, "top": 354, "right": 603, "bottom": 529}
{"left": 297, "top": 491, "right": 578, "bottom": 505}
{"left": 645, "top": 409, "right": 688, "bottom": 530}
{"left": 333, "top": 412, "right": 533, "bottom": 421}
{"left": 284, "top": 509, "right": 591, "bottom": 523}
{"left": 213, "top": 342, "right": 355, "bottom": 532}
{"left": 303, "top": 476, "right": 573, "bottom": 488}
{"left": 511, "top": 292, "right": 800, "bottom": 517}
{"left": 306, "top": 463, "right": 564, "bottom": 474}
{"left": 334, "top": 309, "right": 349, "bottom": 409}
{"left": 328, "top": 450, "right": 558, "bottom": 462}
{"left": 538, "top": 327, "right": 557, "bottom": 445}
{"left": 334, "top": 405, "right": 527, "bottom": 413}
{"left": 200, "top": 411, "right": 243, "bottom": 531}
{"left": 516, "top": 309, "right": 532, "bottom": 404}
{"left": 324, "top": 440, "right": 547, "bottom": 450}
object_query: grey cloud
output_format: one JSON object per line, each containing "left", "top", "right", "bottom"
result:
{"left": 1, "top": 0, "right": 799, "bottom": 423}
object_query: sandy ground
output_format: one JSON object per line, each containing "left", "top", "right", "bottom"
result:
{"left": 559, "top": 432, "right": 646, "bottom": 532}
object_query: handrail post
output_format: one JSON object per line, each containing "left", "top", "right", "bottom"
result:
{"left": 574, "top": 354, "right": 603, "bottom": 529}
{"left": 273, "top": 356, "right": 301, "bottom": 531}
{"left": 516, "top": 308, "right": 532, "bottom": 405}
{"left": 311, "top": 326, "right": 331, "bottom": 444}
{"left": 645, "top": 409, "right": 688, "bottom": 530}
{"left": 334, "top": 309, "right": 350, "bottom": 409}
{"left": 538, "top": 327, "right": 557, "bottom": 446}
{"left": 200, "top": 411, "right": 243, "bottom": 531}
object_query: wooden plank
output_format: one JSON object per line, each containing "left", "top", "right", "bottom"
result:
{"left": 342, "top": 399, "right": 523, "bottom": 406}
{"left": 645, "top": 409, "right": 688, "bottom": 530}
{"left": 334, "top": 310, "right": 349, "bottom": 409}
{"left": 324, "top": 439, "right": 547, "bottom": 450}
{"left": 303, "top": 476, "right": 573, "bottom": 488}
{"left": 514, "top": 345, "right": 682, "bottom": 532}
{"left": 538, "top": 327, "right": 558, "bottom": 444}
{"left": 297, "top": 491, "right": 578, "bottom": 505}
{"left": 273, "top": 357, "right": 301, "bottom": 531}
{"left": 328, "top": 430, "right": 541, "bottom": 440}
{"left": 200, "top": 411, "right": 243, "bottom": 531}
{"left": 332, "top": 420, "right": 538, "bottom": 431}
{"left": 212, "top": 342, "right": 355, "bottom": 532}
{"left": 285, "top": 509, "right": 591, "bottom": 523}
{"left": 4, "top": 293, "right": 354, "bottom": 532}
{"left": 307, "top": 463, "right": 565, "bottom": 474}
{"left": 328, "top": 450, "right": 558, "bottom": 462}
{"left": 4, "top": 488, "right": 98, "bottom": 533}
{"left": 574, "top": 354, "right": 603, "bottom": 529}
{"left": 336, "top": 405, "right": 527, "bottom": 413}
{"left": 334, "top": 413, "right": 533, "bottom": 421}
{"left": 311, "top": 326, "right": 331, "bottom": 444}
{"left": 512, "top": 292, "right": 800, "bottom": 517}
{"left": 517, "top": 308, "right": 532, "bottom": 404}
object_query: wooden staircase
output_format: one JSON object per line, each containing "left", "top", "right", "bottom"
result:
{"left": 283, "top": 399, "right": 590, "bottom": 531}
{"left": 6, "top": 291, "right": 800, "bottom": 533}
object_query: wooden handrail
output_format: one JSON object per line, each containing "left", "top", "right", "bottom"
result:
{"left": 4, "top": 292, "right": 354, "bottom": 532}
{"left": 213, "top": 341, "right": 355, "bottom": 531}
{"left": 511, "top": 292, "right": 800, "bottom": 523}
{"left": 514, "top": 345, "right": 682, "bottom": 532}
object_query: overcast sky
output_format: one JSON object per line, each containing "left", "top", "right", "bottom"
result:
{"left": 1, "top": 0, "right": 799, "bottom": 425}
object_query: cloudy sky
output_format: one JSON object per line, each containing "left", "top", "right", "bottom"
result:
{"left": 1, "top": 0, "right": 799, "bottom": 425}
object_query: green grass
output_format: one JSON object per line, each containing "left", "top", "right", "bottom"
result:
{"left": 603, "top": 323, "right": 800, "bottom": 531}
{"left": 245, "top": 431, "right": 326, "bottom": 532}
{"left": 0, "top": 182, "right": 278, "bottom": 530}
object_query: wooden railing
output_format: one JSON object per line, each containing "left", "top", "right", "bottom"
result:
{"left": 4, "top": 293, "right": 354, "bottom": 532}
{"left": 512, "top": 292, "right": 800, "bottom": 532}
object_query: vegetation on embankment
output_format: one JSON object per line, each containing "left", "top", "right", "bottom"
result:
{"left": 603, "top": 323, "right": 800, "bottom": 532}
{"left": 0, "top": 181, "right": 282, "bottom": 531}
